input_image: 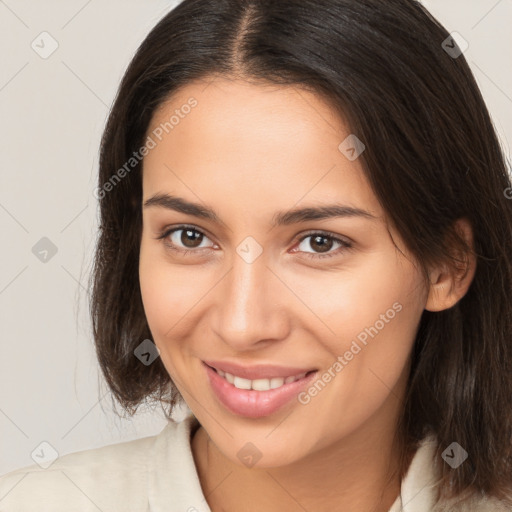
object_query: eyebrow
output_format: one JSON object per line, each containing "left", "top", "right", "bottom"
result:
{"left": 143, "top": 193, "right": 378, "bottom": 227}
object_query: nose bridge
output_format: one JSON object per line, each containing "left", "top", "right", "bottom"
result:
{"left": 214, "top": 248, "right": 287, "bottom": 345}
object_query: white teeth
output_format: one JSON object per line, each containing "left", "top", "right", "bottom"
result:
{"left": 270, "top": 377, "right": 286, "bottom": 389}
{"left": 252, "top": 377, "right": 285, "bottom": 391}
{"left": 233, "top": 376, "right": 252, "bottom": 390}
{"left": 216, "top": 369, "right": 310, "bottom": 390}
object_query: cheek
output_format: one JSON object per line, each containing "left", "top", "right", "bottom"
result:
{"left": 285, "top": 252, "right": 423, "bottom": 346}
{"left": 138, "top": 252, "right": 192, "bottom": 380}
{"left": 139, "top": 241, "right": 194, "bottom": 328}
{"left": 139, "top": 242, "right": 189, "bottom": 339}
{"left": 138, "top": 241, "right": 217, "bottom": 352}
{"left": 292, "top": 254, "right": 423, "bottom": 409}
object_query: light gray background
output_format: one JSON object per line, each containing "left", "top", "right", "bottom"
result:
{"left": 1, "top": 0, "right": 511, "bottom": 474}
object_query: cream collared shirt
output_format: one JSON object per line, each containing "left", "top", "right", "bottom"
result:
{"left": 0, "top": 413, "right": 508, "bottom": 511}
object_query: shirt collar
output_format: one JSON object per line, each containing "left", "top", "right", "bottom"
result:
{"left": 392, "top": 436, "right": 440, "bottom": 511}
{"left": 149, "top": 412, "right": 211, "bottom": 512}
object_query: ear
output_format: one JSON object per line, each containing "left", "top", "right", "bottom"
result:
{"left": 425, "top": 217, "right": 477, "bottom": 312}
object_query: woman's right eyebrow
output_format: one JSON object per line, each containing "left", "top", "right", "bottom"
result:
{"left": 143, "top": 193, "right": 219, "bottom": 222}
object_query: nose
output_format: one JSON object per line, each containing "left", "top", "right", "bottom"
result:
{"left": 212, "top": 249, "right": 290, "bottom": 350}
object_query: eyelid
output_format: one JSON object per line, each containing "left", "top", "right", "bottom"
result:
{"left": 294, "top": 229, "right": 353, "bottom": 247}
{"left": 156, "top": 224, "right": 214, "bottom": 241}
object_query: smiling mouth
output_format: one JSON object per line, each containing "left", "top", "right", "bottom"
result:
{"left": 203, "top": 362, "right": 319, "bottom": 418}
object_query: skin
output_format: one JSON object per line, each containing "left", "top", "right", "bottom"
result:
{"left": 138, "top": 76, "right": 476, "bottom": 512}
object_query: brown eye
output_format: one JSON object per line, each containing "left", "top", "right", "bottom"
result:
{"left": 309, "top": 234, "right": 334, "bottom": 253}
{"left": 179, "top": 228, "right": 204, "bottom": 248}
{"left": 295, "top": 232, "right": 353, "bottom": 259}
{"left": 157, "top": 225, "right": 215, "bottom": 254}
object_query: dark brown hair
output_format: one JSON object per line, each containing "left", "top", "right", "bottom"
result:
{"left": 89, "top": 0, "right": 512, "bottom": 506}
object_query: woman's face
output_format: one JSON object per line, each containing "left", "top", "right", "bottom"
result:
{"left": 139, "top": 77, "right": 429, "bottom": 467}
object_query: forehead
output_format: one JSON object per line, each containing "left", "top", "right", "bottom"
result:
{"left": 142, "top": 77, "right": 382, "bottom": 221}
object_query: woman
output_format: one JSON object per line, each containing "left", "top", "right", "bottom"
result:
{"left": 1, "top": 0, "right": 512, "bottom": 510}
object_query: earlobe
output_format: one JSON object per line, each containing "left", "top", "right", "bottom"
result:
{"left": 424, "top": 218, "right": 477, "bottom": 312}
{"left": 425, "top": 268, "right": 456, "bottom": 312}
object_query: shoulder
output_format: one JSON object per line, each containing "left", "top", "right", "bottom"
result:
{"left": 0, "top": 426, "right": 166, "bottom": 512}
{"left": 433, "top": 493, "right": 512, "bottom": 511}
{"left": 403, "top": 436, "right": 512, "bottom": 512}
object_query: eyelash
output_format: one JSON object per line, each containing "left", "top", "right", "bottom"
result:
{"left": 155, "top": 224, "right": 353, "bottom": 260}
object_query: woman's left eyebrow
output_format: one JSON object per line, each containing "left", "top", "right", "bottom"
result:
{"left": 271, "top": 204, "right": 378, "bottom": 227}
{"left": 143, "top": 193, "right": 378, "bottom": 226}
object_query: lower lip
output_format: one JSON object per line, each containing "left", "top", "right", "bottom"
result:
{"left": 203, "top": 362, "right": 318, "bottom": 418}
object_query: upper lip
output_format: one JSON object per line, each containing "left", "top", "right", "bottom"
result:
{"left": 203, "top": 360, "right": 317, "bottom": 380}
